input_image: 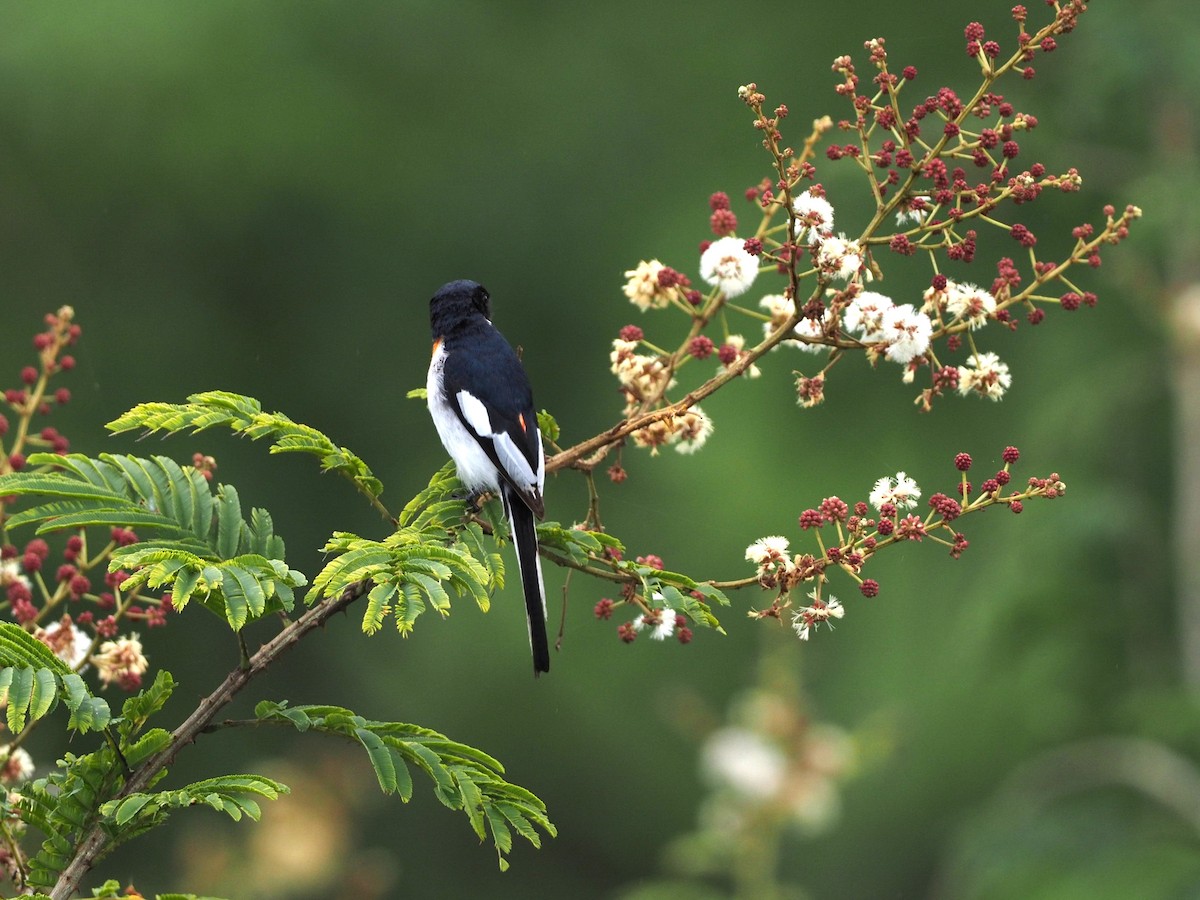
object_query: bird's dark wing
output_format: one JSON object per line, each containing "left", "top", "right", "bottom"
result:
{"left": 441, "top": 330, "right": 545, "bottom": 518}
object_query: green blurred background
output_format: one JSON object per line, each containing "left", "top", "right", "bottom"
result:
{"left": 2, "top": 1, "right": 1197, "bottom": 897}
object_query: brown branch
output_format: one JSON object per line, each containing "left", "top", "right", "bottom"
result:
{"left": 48, "top": 580, "right": 371, "bottom": 900}
{"left": 547, "top": 298, "right": 818, "bottom": 474}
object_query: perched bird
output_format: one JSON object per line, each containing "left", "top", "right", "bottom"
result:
{"left": 426, "top": 280, "right": 549, "bottom": 675}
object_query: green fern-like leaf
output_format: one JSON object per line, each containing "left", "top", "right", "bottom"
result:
{"left": 306, "top": 465, "right": 505, "bottom": 635}
{"left": 0, "top": 455, "right": 307, "bottom": 631}
{"left": 253, "top": 700, "right": 555, "bottom": 869}
{"left": 0, "top": 624, "right": 112, "bottom": 734}
{"left": 99, "top": 773, "right": 289, "bottom": 828}
{"left": 106, "top": 390, "right": 385, "bottom": 503}
{"left": 18, "top": 746, "right": 122, "bottom": 889}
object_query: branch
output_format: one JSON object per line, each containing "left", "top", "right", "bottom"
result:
{"left": 547, "top": 300, "right": 817, "bottom": 474}
{"left": 48, "top": 579, "right": 371, "bottom": 900}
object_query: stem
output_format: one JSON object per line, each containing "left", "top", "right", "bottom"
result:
{"left": 48, "top": 579, "right": 371, "bottom": 900}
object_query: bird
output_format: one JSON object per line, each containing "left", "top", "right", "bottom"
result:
{"left": 426, "top": 280, "right": 550, "bottom": 675}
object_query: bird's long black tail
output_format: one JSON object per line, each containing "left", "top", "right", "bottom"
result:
{"left": 503, "top": 486, "right": 550, "bottom": 675}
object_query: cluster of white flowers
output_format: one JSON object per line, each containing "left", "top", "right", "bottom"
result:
{"left": 619, "top": 191, "right": 1016, "bottom": 430}
{"left": 632, "top": 601, "right": 676, "bottom": 640}
{"left": 700, "top": 715, "right": 854, "bottom": 831}
{"left": 0, "top": 745, "right": 34, "bottom": 784}
{"left": 792, "top": 590, "right": 845, "bottom": 641}
{"left": 90, "top": 633, "right": 149, "bottom": 688}
{"left": 840, "top": 290, "right": 933, "bottom": 365}
{"left": 610, "top": 338, "right": 675, "bottom": 401}
{"left": 792, "top": 190, "right": 836, "bottom": 243}
{"left": 699, "top": 236, "right": 759, "bottom": 298}
{"left": 37, "top": 617, "right": 91, "bottom": 670}
{"left": 622, "top": 259, "right": 672, "bottom": 311}
{"left": 0, "top": 558, "right": 31, "bottom": 594}
{"left": 923, "top": 278, "right": 997, "bottom": 331}
{"left": 869, "top": 471, "right": 921, "bottom": 511}
{"left": 815, "top": 234, "right": 865, "bottom": 282}
{"left": 957, "top": 351, "right": 1012, "bottom": 400}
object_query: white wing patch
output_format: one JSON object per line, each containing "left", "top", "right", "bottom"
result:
{"left": 455, "top": 389, "right": 540, "bottom": 493}
{"left": 495, "top": 430, "right": 540, "bottom": 493}
{"left": 456, "top": 390, "right": 494, "bottom": 439}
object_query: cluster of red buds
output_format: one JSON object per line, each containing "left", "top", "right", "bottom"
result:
{"left": 1, "top": 312, "right": 173, "bottom": 693}
{"left": 1, "top": 306, "right": 80, "bottom": 475}
{"left": 604, "top": 1, "right": 1135, "bottom": 469}
{"left": 742, "top": 446, "right": 1062, "bottom": 640}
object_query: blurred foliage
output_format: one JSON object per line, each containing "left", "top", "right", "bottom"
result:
{"left": 0, "top": 0, "right": 1195, "bottom": 897}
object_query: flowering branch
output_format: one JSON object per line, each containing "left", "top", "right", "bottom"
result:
{"left": 536, "top": 1, "right": 1133, "bottom": 651}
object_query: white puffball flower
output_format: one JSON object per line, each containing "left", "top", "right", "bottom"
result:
{"left": 815, "top": 234, "right": 864, "bottom": 282}
{"left": 674, "top": 406, "right": 714, "bottom": 455}
{"left": 957, "top": 352, "right": 1012, "bottom": 400}
{"left": 792, "top": 191, "right": 836, "bottom": 243}
{"left": 700, "top": 236, "right": 759, "bottom": 298}
{"left": 945, "top": 281, "right": 997, "bottom": 330}
{"left": 869, "top": 472, "right": 921, "bottom": 511}
{"left": 745, "top": 536, "right": 791, "bottom": 567}
{"left": 623, "top": 259, "right": 670, "bottom": 311}
{"left": 880, "top": 303, "right": 933, "bottom": 364}
{"left": 843, "top": 290, "right": 895, "bottom": 342}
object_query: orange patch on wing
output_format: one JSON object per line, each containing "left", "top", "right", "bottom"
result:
{"left": 431, "top": 337, "right": 442, "bottom": 357}
{"left": 518, "top": 412, "right": 527, "bottom": 433}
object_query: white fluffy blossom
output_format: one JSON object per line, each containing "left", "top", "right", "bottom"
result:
{"left": 869, "top": 472, "right": 921, "bottom": 511}
{"left": 0, "top": 746, "right": 34, "bottom": 784}
{"left": 700, "top": 236, "right": 759, "bottom": 298}
{"left": 792, "top": 310, "right": 833, "bottom": 353}
{"left": 759, "top": 293, "right": 795, "bottom": 339}
{"left": 944, "top": 281, "right": 996, "bottom": 330}
{"left": 792, "top": 191, "right": 836, "bottom": 242}
{"left": 623, "top": 259, "right": 671, "bottom": 311}
{"left": 632, "top": 603, "right": 675, "bottom": 640}
{"left": 91, "top": 633, "right": 149, "bottom": 689}
{"left": 745, "top": 536, "right": 790, "bottom": 568}
{"left": 792, "top": 592, "right": 845, "bottom": 641}
{"left": 0, "top": 559, "right": 30, "bottom": 592}
{"left": 37, "top": 618, "right": 91, "bottom": 670}
{"left": 895, "top": 204, "right": 927, "bottom": 228}
{"left": 610, "top": 338, "right": 675, "bottom": 400}
{"left": 957, "top": 352, "right": 1012, "bottom": 400}
{"left": 880, "top": 303, "right": 933, "bottom": 364}
{"left": 674, "top": 406, "right": 714, "bottom": 455}
{"left": 815, "top": 234, "right": 864, "bottom": 282}
{"left": 758, "top": 295, "right": 829, "bottom": 353}
{"left": 843, "top": 290, "right": 895, "bottom": 342}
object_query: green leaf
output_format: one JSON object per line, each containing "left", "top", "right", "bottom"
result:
{"left": 355, "top": 727, "right": 398, "bottom": 794}
{"left": 0, "top": 623, "right": 72, "bottom": 675}
{"left": 107, "top": 391, "right": 386, "bottom": 503}
{"left": 7, "top": 666, "right": 34, "bottom": 733}
{"left": 28, "top": 667, "right": 58, "bottom": 722}
{"left": 254, "top": 701, "right": 554, "bottom": 868}
{"left": 536, "top": 409, "right": 560, "bottom": 442}
{"left": 113, "top": 794, "right": 156, "bottom": 826}
{"left": 406, "top": 387, "right": 428, "bottom": 400}
{"left": 215, "top": 483, "right": 243, "bottom": 560}
{"left": 363, "top": 582, "right": 396, "bottom": 635}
